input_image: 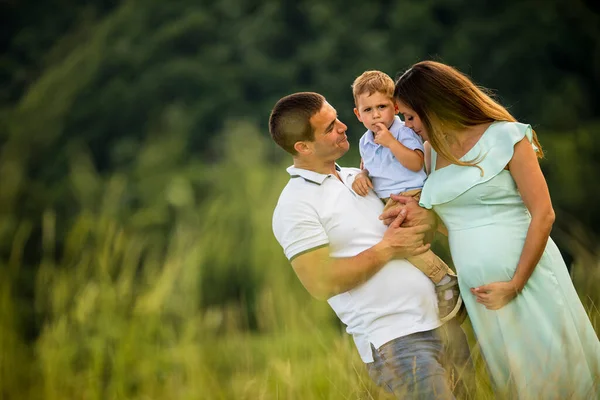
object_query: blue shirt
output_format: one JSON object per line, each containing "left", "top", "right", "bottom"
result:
{"left": 358, "top": 116, "right": 427, "bottom": 198}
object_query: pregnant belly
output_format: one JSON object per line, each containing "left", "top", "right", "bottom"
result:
{"left": 448, "top": 224, "right": 527, "bottom": 288}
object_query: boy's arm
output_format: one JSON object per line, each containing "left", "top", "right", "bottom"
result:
{"left": 353, "top": 158, "right": 373, "bottom": 196}
{"left": 373, "top": 122, "right": 423, "bottom": 172}
{"left": 358, "top": 158, "right": 369, "bottom": 176}
{"left": 387, "top": 141, "right": 424, "bottom": 172}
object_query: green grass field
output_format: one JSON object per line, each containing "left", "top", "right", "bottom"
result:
{"left": 1, "top": 131, "right": 598, "bottom": 399}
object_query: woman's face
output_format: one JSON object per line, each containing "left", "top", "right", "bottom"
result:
{"left": 396, "top": 100, "right": 428, "bottom": 141}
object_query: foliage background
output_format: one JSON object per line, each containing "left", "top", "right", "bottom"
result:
{"left": 1, "top": 0, "right": 599, "bottom": 398}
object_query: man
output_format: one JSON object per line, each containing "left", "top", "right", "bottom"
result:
{"left": 270, "top": 92, "right": 470, "bottom": 399}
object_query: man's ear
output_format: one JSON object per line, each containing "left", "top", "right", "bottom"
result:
{"left": 353, "top": 107, "right": 362, "bottom": 122}
{"left": 294, "top": 141, "right": 312, "bottom": 155}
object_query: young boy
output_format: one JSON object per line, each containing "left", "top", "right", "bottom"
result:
{"left": 351, "top": 70, "right": 462, "bottom": 322}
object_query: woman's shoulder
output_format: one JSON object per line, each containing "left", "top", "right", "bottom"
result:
{"left": 419, "top": 121, "right": 533, "bottom": 208}
{"left": 486, "top": 121, "right": 533, "bottom": 144}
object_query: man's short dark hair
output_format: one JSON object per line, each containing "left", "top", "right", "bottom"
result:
{"left": 269, "top": 92, "right": 325, "bottom": 155}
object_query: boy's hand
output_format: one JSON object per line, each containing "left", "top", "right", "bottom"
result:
{"left": 373, "top": 123, "right": 396, "bottom": 148}
{"left": 352, "top": 172, "right": 373, "bottom": 196}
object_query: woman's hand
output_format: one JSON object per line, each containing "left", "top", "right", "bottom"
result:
{"left": 470, "top": 281, "right": 519, "bottom": 310}
{"left": 352, "top": 172, "right": 373, "bottom": 196}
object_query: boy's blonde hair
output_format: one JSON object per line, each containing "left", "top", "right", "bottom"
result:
{"left": 352, "top": 70, "right": 395, "bottom": 105}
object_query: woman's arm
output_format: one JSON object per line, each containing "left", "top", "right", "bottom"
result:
{"left": 422, "top": 141, "right": 449, "bottom": 234}
{"left": 472, "top": 137, "right": 555, "bottom": 309}
{"left": 424, "top": 141, "right": 432, "bottom": 175}
{"left": 508, "top": 138, "right": 555, "bottom": 291}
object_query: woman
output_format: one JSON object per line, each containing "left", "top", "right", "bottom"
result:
{"left": 393, "top": 60, "right": 600, "bottom": 399}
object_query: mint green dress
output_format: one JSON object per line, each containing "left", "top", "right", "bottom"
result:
{"left": 420, "top": 121, "right": 600, "bottom": 399}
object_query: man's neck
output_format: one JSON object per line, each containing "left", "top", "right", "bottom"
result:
{"left": 293, "top": 157, "right": 338, "bottom": 176}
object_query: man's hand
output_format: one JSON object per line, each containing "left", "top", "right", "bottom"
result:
{"left": 352, "top": 172, "right": 373, "bottom": 196}
{"left": 377, "top": 209, "right": 431, "bottom": 260}
{"left": 373, "top": 123, "right": 396, "bottom": 148}
{"left": 290, "top": 208, "right": 429, "bottom": 300}
{"left": 379, "top": 194, "right": 436, "bottom": 229}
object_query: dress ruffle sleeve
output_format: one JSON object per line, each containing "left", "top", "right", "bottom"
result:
{"left": 419, "top": 122, "right": 536, "bottom": 209}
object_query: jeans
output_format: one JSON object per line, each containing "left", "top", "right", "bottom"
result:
{"left": 367, "top": 329, "right": 457, "bottom": 400}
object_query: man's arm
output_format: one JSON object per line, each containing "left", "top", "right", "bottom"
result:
{"left": 291, "top": 210, "right": 431, "bottom": 300}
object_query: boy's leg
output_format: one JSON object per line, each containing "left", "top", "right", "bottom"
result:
{"left": 386, "top": 190, "right": 452, "bottom": 282}
{"left": 389, "top": 190, "right": 464, "bottom": 323}
{"left": 369, "top": 330, "right": 456, "bottom": 399}
{"left": 401, "top": 188, "right": 439, "bottom": 250}
{"left": 406, "top": 249, "right": 464, "bottom": 324}
{"left": 407, "top": 251, "right": 448, "bottom": 284}
{"left": 407, "top": 251, "right": 465, "bottom": 323}
{"left": 381, "top": 197, "right": 395, "bottom": 212}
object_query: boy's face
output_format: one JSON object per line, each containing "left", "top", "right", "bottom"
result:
{"left": 353, "top": 91, "right": 399, "bottom": 133}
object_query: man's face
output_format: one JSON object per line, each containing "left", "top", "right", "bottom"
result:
{"left": 353, "top": 91, "right": 399, "bottom": 133}
{"left": 307, "top": 101, "right": 349, "bottom": 160}
{"left": 397, "top": 100, "right": 428, "bottom": 141}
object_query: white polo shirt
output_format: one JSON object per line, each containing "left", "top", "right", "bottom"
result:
{"left": 272, "top": 165, "right": 441, "bottom": 363}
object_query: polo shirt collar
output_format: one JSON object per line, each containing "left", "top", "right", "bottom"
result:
{"left": 287, "top": 164, "right": 342, "bottom": 185}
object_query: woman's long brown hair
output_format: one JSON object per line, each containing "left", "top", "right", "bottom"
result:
{"left": 394, "top": 61, "right": 543, "bottom": 173}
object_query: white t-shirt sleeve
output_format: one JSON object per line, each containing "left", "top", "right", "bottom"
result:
{"left": 273, "top": 198, "right": 329, "bottom": 261}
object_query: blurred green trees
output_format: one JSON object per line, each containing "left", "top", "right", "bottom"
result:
{"left": 1, "top": 125, "right": 382, "bottom": 398}
{"left": 0, "top": 0, "right": 599, "bottom": 397}
{"left": 2, "top": 0, "right": 599, "bottom": 229}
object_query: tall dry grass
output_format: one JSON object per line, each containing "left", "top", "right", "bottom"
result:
{"left": 0, "top": 125, "right": 598, "bottom": 399}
